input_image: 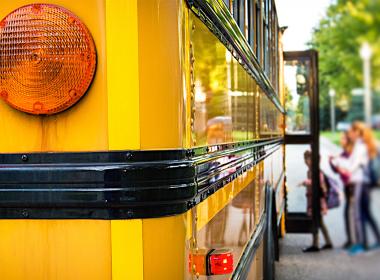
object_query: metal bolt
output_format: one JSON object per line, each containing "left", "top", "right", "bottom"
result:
{"left": 125, "top": 152, "right": 133, "bottom": 161}
{"left": 21, "top": 209, "right": 29, "bottom": 218}
{"left": 21, "top": 155, "right": 28, "bottom": 162}
{"left": 126, "top": 210, "right": 133, "bottom": 218}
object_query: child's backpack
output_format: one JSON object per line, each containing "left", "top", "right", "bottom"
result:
{"left": 369, "top": 148, "right": 380, "bottom": 188}
{"left": 323, "top": 173, "right": 341, "bottom": 209}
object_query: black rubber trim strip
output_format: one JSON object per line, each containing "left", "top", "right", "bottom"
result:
{"left": 0, "top": 138, "right": 282, "bottom": 219}
{"left": 205, "top": 248, "right": 215, "bottom": 276}
{"left": 185, "top": 0, "right": 285, "bottom": 114}
{"left": 231, "top": 187, "right": 270, "bottom": 280}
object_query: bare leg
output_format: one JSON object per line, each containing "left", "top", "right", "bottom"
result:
{"left": 320, "top": 217, "right": 332, "bottom": 245}
{"left": 312, "top": 231, "right": 319, "bottom": 247}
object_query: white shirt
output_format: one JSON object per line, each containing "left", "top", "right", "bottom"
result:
{"left": 348, "top": 139, "right": 369, "bottom": 184}
{"left": 334, "top": 139, "right": 369, "bottom": 184}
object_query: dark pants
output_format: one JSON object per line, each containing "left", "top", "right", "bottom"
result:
{"left": 344, "top": 184, "right": 354, "bottom": 244}
{"left": 360, "top": 184, "right": 380, "bottom": 248}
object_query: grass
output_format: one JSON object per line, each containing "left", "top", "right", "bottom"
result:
{"left": 321, "top": 130, "right": 380, "bottom": 146}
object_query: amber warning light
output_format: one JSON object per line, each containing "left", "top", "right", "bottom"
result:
{"left": 0, "top": 4, "right": 97, "bottom": 115}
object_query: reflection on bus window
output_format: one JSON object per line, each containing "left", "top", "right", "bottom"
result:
{"left": 284, "top": 59, "right": 311, "bottom": 134}
{"left": 191, "top": 16, "right": 254, "bottom": 146}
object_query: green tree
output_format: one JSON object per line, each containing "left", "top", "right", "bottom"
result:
{"left": 311, "top": 0, "right": 380, "bottom": 128}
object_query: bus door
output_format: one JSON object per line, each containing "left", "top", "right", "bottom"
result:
{"left": 283, "top": 50, "right": 320, "bottom": 234}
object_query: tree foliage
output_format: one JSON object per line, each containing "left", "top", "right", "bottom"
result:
{"left": 310, "top": 0, "right": 380, "bottom": 128}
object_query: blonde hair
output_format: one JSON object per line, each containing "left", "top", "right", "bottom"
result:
{"left": 351, "top": 121, "right": 378, "bottom": 159}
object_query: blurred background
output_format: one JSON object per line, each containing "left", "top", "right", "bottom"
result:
{"left": 275, "top": 1, "right": 380, "bottom": 279}
{"left": 277, "top": 0, "right": 380, "bottom": 138}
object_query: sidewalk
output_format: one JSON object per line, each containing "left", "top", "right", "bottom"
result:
{"left": 276, "top": 137, "right": 380, "bottom": 280}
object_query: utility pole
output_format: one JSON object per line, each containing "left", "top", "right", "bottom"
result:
{"left": 360, "top": 42, "right": 373, "bottom": 127}
{"left": 329, "top": 89, "right": 336, "bottom": 132}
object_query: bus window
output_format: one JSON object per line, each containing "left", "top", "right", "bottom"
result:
{"left": 232, "top": 0, "right": 245, "bottom": 35}
{"left": 233, "top": 0, "right": 238, "bottom": 21}
{"left": 284, "top": 59, "right": 312, "bottom": 135}
{"left": 262, "top": 0, "right": 269, "bottom": 74}
{"left": 248, "top": 0, "right": 255, "bottom": 51}
{"left": 238, "top": 0, "right": 245, "bottom": 34}
{"left": 256, "top": 0, "right": 262, "bottom": 63}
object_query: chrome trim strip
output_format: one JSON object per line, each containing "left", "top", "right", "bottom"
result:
{"left": 274, "top": 170, "right": 285, "bottom": 197}
{"left": 186, "top": 0, "right": 285, "bottom": 113}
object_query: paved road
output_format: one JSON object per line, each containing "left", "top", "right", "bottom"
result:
{"left": 276, "top": 137, "right": 380, "bottom": 280}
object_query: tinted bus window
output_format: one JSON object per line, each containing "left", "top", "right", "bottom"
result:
{"left": 232, "top": 0, "right": 245, "bottom": 35}
{"left": 248, "top": 0, "right": 255, "bottom": 51}
{"left": 256, "top": 0, "right": 261, "bottom": 63}
{"left": 238, "top": 0, "right": 245, "bottom": 33}
{"left": 233, "top": 0, "right": 238, "bottom": 20}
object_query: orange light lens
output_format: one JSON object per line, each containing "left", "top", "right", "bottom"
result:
{"left": 0, "top": 4, "right": 97, "bottom": 115}
{"left": 188, "top": 252, "right": 207, "bottom": 276}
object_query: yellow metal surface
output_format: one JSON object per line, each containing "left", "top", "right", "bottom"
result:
{"left": 111, "top": 220, "right": 144, "bottom": 280}
{"left": 142, "top": 215, "right": 188, "bottom": 280}
{"left": 196, "top": 166, "right": 256, "bottom": 231}
{"left": 182, "top": 4, "right": 192, "bottom": 149}
{"left": 0, "top": 0, "right": 108, "bottom": 153}
{"left": 0, "top": 220, "right": 111, "bottom": 280}
{"left": 106, "top": 0, "right": 140, "bottom": 150}
{"left": 280, "top": 212, "right": 286, "bottom": 238}
{"left": 137, "top": 0, "right": 186, "bottom": 149}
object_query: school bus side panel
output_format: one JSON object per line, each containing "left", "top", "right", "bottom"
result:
{"left": 0, "top": 220, "right": 112, "bottom": 280}
{"left": 137, "top": 0, "right": 187, "bottom": 150}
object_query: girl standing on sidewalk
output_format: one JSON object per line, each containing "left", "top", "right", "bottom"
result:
{"left": 349, "top": 122, "right": 380, "bottom": 253}
{"left": 330, "top": 132, "right": 355, "bottom": 249}
{"left": 300, "top": 150, "right": 333, "bottom": 252}
{"left": 334, "top": 122, "right": 380, "bottom": 254}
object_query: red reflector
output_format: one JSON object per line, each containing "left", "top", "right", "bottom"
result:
{"left": 209, "top": 249, "right": 234, "bottom": 275}
{"left": 0, "top": 4, "right": 96, "bottom": 115}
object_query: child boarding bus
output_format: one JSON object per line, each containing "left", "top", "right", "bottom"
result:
{"left": 0, "top": 0, "right": 318, "bottom": 279}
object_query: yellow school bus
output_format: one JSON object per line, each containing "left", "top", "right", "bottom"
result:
{"left": 0, "top": 0, "right": 287, "bottom": 279}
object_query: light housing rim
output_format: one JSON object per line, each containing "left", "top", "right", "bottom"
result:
{"left": 0, "top": 3, "right": 97, "bottom": 115}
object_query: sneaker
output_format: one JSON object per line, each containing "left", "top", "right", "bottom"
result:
{"left": 342, "top": 241, "right": 352, "bottom": 250}
{"left": 302, "top": 246, "right": 320, "bottom": 253}
{"left": 348, "top": 244, "right": 365, "bottom": 256}
{"left": 370, "top": 243, "right": 380, "bottom": 251}
{"left": 321, "top": 244, "right": 333, "bottom": 250}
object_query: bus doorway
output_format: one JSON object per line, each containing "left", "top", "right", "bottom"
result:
{"left": 283, "top": 50, "right": 321, "bottom": 234}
